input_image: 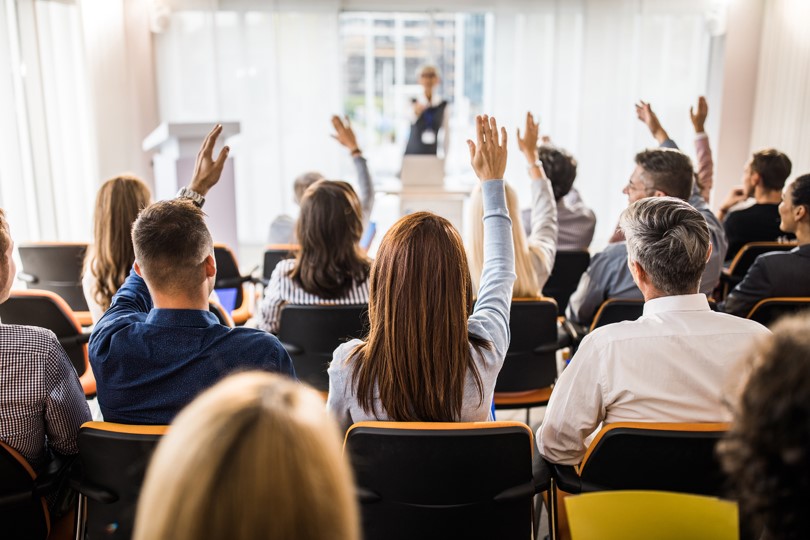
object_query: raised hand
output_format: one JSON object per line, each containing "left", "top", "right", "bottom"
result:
{"left": 689, "top": 96, "right": 708, "bottom": 134}
{"left": 330, "top": 115, "right": 360, "bottom": 154}
{"left": 189, "top": 124, "right": 229, "bottom": 197}
{"left": 635, "top": 100, "right": 668, "bottom": 144}
{"left": 516, "top": 111, "right": 540, "bottom": 164}
{"left": 719, "top": 187, "right": 748, "bottom": 218}
{"left": 466, "top": 115, "right": 508, "bottom": 182}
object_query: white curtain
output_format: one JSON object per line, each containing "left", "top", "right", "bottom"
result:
{"left": 750, "top": 0, "right": 810, "bottom": 179}
{"left": 155, "top": 0, "right": 342, "bottom": 244}
{"left": 489, "top": 0, "right": 713, "bottom": 248}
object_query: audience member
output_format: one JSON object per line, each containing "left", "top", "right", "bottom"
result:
{"left": 719, "top": 313, "right": 810, "bottom": 540}
{"left": 405, "top": 64, "right": 449, "bottom": 156}
{"left": 268, "top": 116, "right": 374, "bottom": 244}
{"left": 521, "top": 140, "right": 596, "bottom": 251}
{"left": 89, "top": 125, "right": 295, "bottom": 425}
{"left": 718, "top": 148, "right": 793, "bottom": 262}
{"left": 567, "top": 146, "right": 726, "bottom": 326}
{"left": 327, "top": 115, "right": 514, "bottom": 432}
{"left": 83, "top": 175, "right": 151, "bottom": 324}
{"left": 0, "top": 209, "right": 91, "bottom": 470}
{"left": 723, "top": 173, "right": 810, "bottom": 317}
{"left": 134, "top": 372, "right": 359, "bottom": 540}
{"left": 468, "top": 112, "right": 557, "bottom": 297}
{"left": 539, "top": 197, "right": 770, "bottom": 465}
{"left": 257, "top": 180, "right": 370, "bottom": 333}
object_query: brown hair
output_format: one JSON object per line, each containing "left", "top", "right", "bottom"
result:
{"left": 751, "top": 148, "right": 792, "bottom": 192}
{"left": 634, "top": 148, "right": 694, "bottom": 201}
{"left": 351, "top": 212, "right": 489, "bottom": 422}
{"left": 131, "top": 199, "right": 212, "bottom": 293}
{"left": 719, "top": 313, "right": 810, "bottom": 539}
{"left": 290, "top": 180, "right": 370, "bottom": 298}
{"left": 84, "top": 175, "right": 151, "bottom": 311}
{"left": 134, "top": 372, "right": 360, "bottom": 540}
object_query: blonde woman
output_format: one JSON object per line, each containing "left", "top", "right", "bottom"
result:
{"left": 83, "top": 175, "right": 151, "bottom": 323}
{"left": 134, "top": 371, "right": 359, "bottom": 540}
{"left": 468, "top": 112, "right": 557, "bottom": 297}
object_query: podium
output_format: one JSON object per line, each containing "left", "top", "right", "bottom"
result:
{"left": 143, "top": 122, "right": 241, "bottom": 255}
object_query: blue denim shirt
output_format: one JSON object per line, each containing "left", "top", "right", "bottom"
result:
{"left": 89, "top": 269, "right": 295, "bottom": 424}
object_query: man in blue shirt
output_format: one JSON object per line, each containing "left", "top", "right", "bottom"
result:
{"left": 89, "top": 125, "right": 295, "bottom": 424}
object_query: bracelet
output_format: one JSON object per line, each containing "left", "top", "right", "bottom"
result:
{"left": 527, "top": 160, "right": 543, "bottom": 172}
{"left": 351, "top": 148, "right": 362, "bottom": 157}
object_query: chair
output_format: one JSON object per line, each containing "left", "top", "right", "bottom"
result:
{"left": 277, "top": 304, "right": 369, "bottom": 392}
{"left": 344, "top": 421, "right": 546, "bottom": 540}
{"left": 0, "top": 441, "right": 51, "bottom": 540}
{"left": 0, "top": 290, "right": 96, "bottom": 396}
{"left": 746, "top": 297, "right": 810, "bottom": 327}
{"left": 494, "top": 298, "right": 559, "bottom": 421}
{"left": 542, "top": 251, "right": 590, "bottom": 315}
{"left": 547, "top": 422, "right": 729, "bottom": 539}
{"left": 566, "top": 490, "right": 738, "bottom": 540}
{"left": 213, "top": 243, "right": 259, "bottom": 325}
{"left": 72, "top": 422, "right": 167, "bottom": 540}
{"left": 720, "top": 241, "right": 797, "bottom": 299}
{"left": 17, "top": 243, "right": 92, "bottom": 326}
{"left": 262, "top": 244, "right": 299, "bottom": 284}
{"left": 589, "top": 298, "right": 645, "bottom": 331}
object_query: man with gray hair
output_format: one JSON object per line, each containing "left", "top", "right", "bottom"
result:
{"left": 538, "top": 197, "right": 769, "bottom": 465}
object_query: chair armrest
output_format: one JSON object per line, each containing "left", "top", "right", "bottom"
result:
{"left": 58, "top": 333, "right": 91, "bottom": 349}
{"left": 550, "top": 463, "right": 583, "bottom": 494}
{"left": 356, "top": 486, "right": 381, "bottom": 504}
{"left": 33, "top": 453, "right": 76, "bottom": 497}
{"left": 214, "top": 276, "right": 250, "bottom": 289}
{"left": 17, "top": 272, "right": 37, "bottom": 284}
{"left": 280, "top": 342, "right": 303, "bottom": 355}
{"left": 534, "top": 342, "right": 560, "bottom": 354}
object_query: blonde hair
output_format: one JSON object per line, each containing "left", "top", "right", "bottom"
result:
{"left": 85, "top": 175, "right": 151, "bottom": 310}
{"left": 133, "top": 372, "right": 360, "bottom": 540}
{"left": 468, "top": 183, "right": 540, "bottom": 298}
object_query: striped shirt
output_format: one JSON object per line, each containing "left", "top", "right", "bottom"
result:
{"left": 0, "top": 322, "right": 91, "bottom": 469}
{"left": 257, "top": 259, "right": 370, "bottom": 334}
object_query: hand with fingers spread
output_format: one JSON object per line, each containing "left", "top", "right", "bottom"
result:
{"left": 635, "top": 100, "right": 669, "bottom": 144}
{"left": 189, "top": 124, "right": 230, "bottom": 197}
{"left": 467, "top": 115, "right": 508, "bottom": 182}
{"left": 690, "top": 96, "right": 708, "bottom": 134}
{"left": 331, "top": 115, "right": 361, "bottom": 155}
{"left": 516, "top": 112, "right": 540, "bottom": 164}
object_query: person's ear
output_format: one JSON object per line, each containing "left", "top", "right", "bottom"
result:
{"left": 134, "top": 262, "right": 143, "bottom": 277}
{"left": 750, "top": 172, "right": 762, "bottom": 187}
{"left": 652, "top": 189, "right": 667, "bottom": 198}
{"left": 628, "top": 258, "right": 645, "bottom": 284}
{"left": 705, "top": 242, "right": 713, "bottom": 263}
{"left": 204, "top": 253, "right": 216, "bottom": 278}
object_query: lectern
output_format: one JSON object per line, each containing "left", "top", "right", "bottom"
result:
{"left": 143, "top": 122, "right": 241, "bottom": 255}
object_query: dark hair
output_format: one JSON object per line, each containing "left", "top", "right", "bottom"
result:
{"left": 790, "top": 174, "right": 810, "bottom": 209}
{"left": 351, "top": 212, "right": 488, "bottom": 422}
{"left": 620, "top": 197, "right": 710, "bottom": 295}
{"left": 538, "top": 145, "right": 578, "bottom": 201}
{"left": 634, "top": 148, "right": 694, "bottom": 201}
{"left": 290, "top": 180, "right": 369, "bottom": 299}
{"left": 132, "top": 199, "right": 213, "bottom": 293}
{"left": 719, "top": 313, "right": 810, "bottom": 540}
{"left": 751, "top": 149, "right": 792, "bottom": 192}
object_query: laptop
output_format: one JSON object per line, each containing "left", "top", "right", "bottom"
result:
{"left": 400, "top": 155, "right": 445, "bottom": 188}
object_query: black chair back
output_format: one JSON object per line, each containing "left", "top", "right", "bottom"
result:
{"left": 495, "top": 299, "right": 558, "bottom": 393}
{"left": 213, "top": 244, "right": 246, "bottom": 310}
{"left": 345, "top": 422, "right": 535, "bottom": 540}
{"left": 0, "top": 442, "right": 49, "bottom": 540}
{"left": 74, "top": 422, "right": 166, "bottom": 540}
{"left": 18, "top": 243, "right": 89, "bottom": 312}
{"left": 262, "top": 245, "right": 299, "bottom": 282}
{"left": 590, "top": 299, "right": 644, "bottom": 331}
{"left": 747, "top": 297, "right": 810, "bottom": 327}
{"left": 277, "top": 304, "right": 369, "bottom": 391}
{"left": 542, "top": 251, "right": 590, "bottom": 315}
{"left": 728, "top": 242, "right": 796, "bottom": 279}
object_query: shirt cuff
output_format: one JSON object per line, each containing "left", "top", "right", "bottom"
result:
{"left": 481, "top": 180, "right": 509, "bottom": 218}
{"left": 694, "top": 132, "right": 708, "bottom": 141}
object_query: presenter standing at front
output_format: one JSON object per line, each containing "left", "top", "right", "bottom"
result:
{"left": 405, "top": 65, "right": 449, "bottom": 157}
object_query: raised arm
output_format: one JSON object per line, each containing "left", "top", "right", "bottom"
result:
{"left": 690, "top": 97, "right": 713, "bottom": 203}
{"left": 466, "top": 115, "right": 516, "bottom": 359}
{"left": 517, "top": 112, "right": 557, "bottom": 285}
{"left": 332, "top": 115, "right": 375, "bottom": 220}
{"left": 636, "top": 100, "right": 671, "bottom": 146}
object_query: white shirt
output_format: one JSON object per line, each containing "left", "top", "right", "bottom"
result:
{"left": 537, "top": 294, "right": 771, "bottom": 465}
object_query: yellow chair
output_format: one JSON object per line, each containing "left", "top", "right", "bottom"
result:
{"left": 566, "top": 490, "right": 738, "bottom": 540}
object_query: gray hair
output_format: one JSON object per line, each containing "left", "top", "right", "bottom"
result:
{"left": 293, "top": 172, "right": 324, "bottom": 204}
{"left": 620, "top": 197, "right": 710, "bottom": 295}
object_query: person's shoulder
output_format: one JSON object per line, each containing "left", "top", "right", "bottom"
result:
{"left": 329, "top": 339, "right": 364, "bottom": 371}
{"left": 0, "top": 323, "right": 59, "bottom": 350}
{"left": 705, "top": 310, "right": 773, "bottom": 335}
{"left": 591, "top": 242, "right": 627, "bottom": 266}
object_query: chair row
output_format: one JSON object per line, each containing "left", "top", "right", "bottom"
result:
{"left": 1, "top": 420, "right": 740, "bottom": 540}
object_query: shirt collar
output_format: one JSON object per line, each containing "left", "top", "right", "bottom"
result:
{"left": 145, "top": 308, "right": 219, "bottom": 328}
{"left": 793, "top": 244, "right": 810, "bottom": 256}
{"left": 643, "top": 294, "right": 710, "bottom": 316}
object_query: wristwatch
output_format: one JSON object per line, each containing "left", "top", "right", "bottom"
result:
{"left": 177, "top": 187, "right": 205, "bottom": 208}
{"left": 527, "top": 160, "right": 544, "bottom": 172}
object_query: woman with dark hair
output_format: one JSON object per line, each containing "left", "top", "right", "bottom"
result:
{"left": 83, "top": 175, "right": 152, "bottom": 324}
{"left": 724, "top": 173, "right": 810, "bottom": 316}
{"left": 257, "top": 180, "right": 370, "bottom": 334}
{"left": 327, "top": 115, "right": 514, "bottom": 430}
{"left": 719, "top": 313, "right": 810, "bottom": 540}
